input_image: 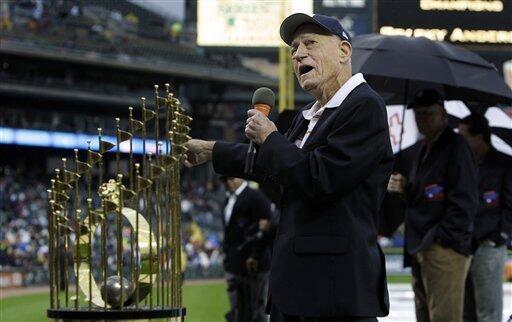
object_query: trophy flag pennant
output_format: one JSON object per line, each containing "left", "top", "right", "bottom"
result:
{"left": 99, "top": 140, "right": 115, "bottom": 153}
{"left": 143, "top": 108, "right": 156, "bottom": 121}
{"left": 121, "top": 187, "right": 136, "bottom": 201}
{"left": 87, "top": 150, "right": 102, "bottom": 164}
{"left": 130, "top": 119, "right": 144, "bottom": 132}
{"left": 174, "top": 113, "right": 192, "bottom": 125}
{"left": 136, "top": 175, "right": 152, "bottom": 191}
{"left": 63, "top": 170, "right": 80, "bottom": 184}
{"left": 150, "top": 164, "right": 165, "bottom": 179}
{"left": 118, "top": 130, "right": 132, "bottom": 143}
{"left": 76, "top": 160, "right": 92, "bottom": 174}
{"left": 55, "top": 180, "right": 73, "bottom": 192}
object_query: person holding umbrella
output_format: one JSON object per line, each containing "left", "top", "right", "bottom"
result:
{"left": 388, "top": 89, "right": 478, "bottom": 322}
{"left": 458, "top": 114, "right": 512, "bottom": 322}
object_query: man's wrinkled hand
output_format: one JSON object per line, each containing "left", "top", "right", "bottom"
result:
{"left": 259, "top": 219, "right": 271, "bottom": 232}
{"left": 245, "top": 109, "right": 277, "bottom": 145}
{"left": 182, "top": 139, "right": 215, "bottom": 168}
{"left": 387, "top": 173, "right": 406, "bottom": 194}
{"left": 245, "top": 257, "right": 258, "bottom": 274}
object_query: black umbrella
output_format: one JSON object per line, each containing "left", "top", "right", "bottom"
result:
{"left": 353, "top": 34, "right": 512, "bottom": 105}
{"left": 352, "top": 34, "right": 512, "bottom": 150}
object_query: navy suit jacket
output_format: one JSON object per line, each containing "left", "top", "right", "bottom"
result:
{"left": 212, "top": 82, "right": 393, "bottom": 317}
{"left": 404, "top": 127, "right": 478, "bottom": 257}
{"left": 474, "top": 148, "right": 512, "bottom": 246}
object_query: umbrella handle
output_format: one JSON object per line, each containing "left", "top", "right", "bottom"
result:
{"left": 398, "top": 80, "right": 409, "bottom": 152}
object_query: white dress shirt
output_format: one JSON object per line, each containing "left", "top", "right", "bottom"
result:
{"left": 224, "top": 181, "right": 248, "bottom": 225}
{"left": 295, "top": 73, "right": 367, "bottom": 148}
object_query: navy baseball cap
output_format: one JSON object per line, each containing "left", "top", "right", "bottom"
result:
{"left": 280, "top": 13, "right": 351, "bottom": 45}
{"left": 408, "top": 89, "right": 444, "bottom": 109}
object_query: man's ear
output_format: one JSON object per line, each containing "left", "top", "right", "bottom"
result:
{"left": 339, "top": 40, "right": 352, "bottom": 64}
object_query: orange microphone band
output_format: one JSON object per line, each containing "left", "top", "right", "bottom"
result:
{"left": 254, "top": 104, "right": 271, "bottom": 116}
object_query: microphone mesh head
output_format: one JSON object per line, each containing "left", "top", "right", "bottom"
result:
{"left": 252, "top": 87, "right": 275, "bottom": 109}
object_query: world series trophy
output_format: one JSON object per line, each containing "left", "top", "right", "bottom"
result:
{"left": 46, "top": 84, "right": 191, "bottom": 321}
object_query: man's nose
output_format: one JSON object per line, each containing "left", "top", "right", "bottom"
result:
{"left": 292, "top": 43, "right": 308, "bottom": 61}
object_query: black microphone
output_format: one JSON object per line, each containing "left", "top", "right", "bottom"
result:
{"left": 244, "top": 87, "right": 275, "bottom": 176}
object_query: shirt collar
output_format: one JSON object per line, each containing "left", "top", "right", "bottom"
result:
{"left": 302, "top": 73, "right": 366, "bottom": 120}
{"left": 226, "top": 181, "right": 248, "bottom": 197}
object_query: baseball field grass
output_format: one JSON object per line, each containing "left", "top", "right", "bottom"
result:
{"left": 0, "top": 276, "right": 411, "bottom": 322}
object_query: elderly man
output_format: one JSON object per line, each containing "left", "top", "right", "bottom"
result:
{"left": 388, "top": 89, "right": 478, "bottom": 322}
{"left": 184, "top": 14, "right": 392, "bottom": 321}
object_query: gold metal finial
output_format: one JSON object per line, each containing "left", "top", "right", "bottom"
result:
{"left": 128, "top": 106, "right": 133, "bottom": 117}
{"left": 154, "top": 85, "right": 159, "bottom": 94}
{"left": 98, "top": 128, "right": 102, "bottom": 135}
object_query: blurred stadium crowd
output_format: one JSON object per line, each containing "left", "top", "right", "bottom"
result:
{"left": 0, "top": 0, "right": 248, "bottom": 73}
{"left": 0, "top": 166, "right": 49, "bottom": 284}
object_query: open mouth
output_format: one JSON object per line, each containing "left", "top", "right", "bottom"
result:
{"left": 299, "top": 65, "right": 314, "bottom": 76}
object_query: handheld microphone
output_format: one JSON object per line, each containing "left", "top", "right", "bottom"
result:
{"left": 244, "top": 87, "right": 275, "bottom": 176}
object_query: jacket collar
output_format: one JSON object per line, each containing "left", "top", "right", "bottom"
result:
{"left": 302, "top": 73, "right": 366, "bottom": 120}
{"left": 226, "top": 181, "right": 248, "bottom": 198}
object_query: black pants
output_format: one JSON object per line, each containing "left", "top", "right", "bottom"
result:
{"left": 226, "top": 272, "right": 269, "bottom": 322}
{"left": 269, "top": 305, "right": 377, "bottom": 322}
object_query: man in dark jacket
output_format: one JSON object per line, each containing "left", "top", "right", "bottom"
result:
{"left": 183, "top": 13, "right": 393, "bottom": 321}
{"left": 458, "top": 114, "right": 511, "bottom": 322}
{"left": 388, "top": 89, "right": 478, "bottom": 322}
{"left": 220, "top": 176, "right": 273, "bottom": 322}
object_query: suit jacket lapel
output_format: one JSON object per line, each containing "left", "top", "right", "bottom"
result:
{"left": 226, "top": 188, "right": 246, "bottom": 231}
{"left": 286, "top": 117, "right": 308, "bottom": 142}
{"left": 285, "top": 102, "right": 315, "bottom": 141}
{"left": 407, "top": 146, "right": 424, "bottom": 204}
{"left": 301, "top": 108, "right": 338, "bottom": 149}
{"left": 408, "top": 127, "right": 451, "bottom": 204}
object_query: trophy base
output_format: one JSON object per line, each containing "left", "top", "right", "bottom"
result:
{"left": 47, "top": 307, "right": 186, "bottom": 321}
